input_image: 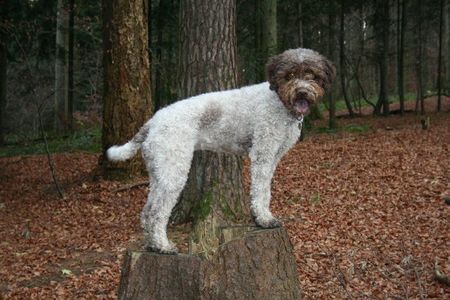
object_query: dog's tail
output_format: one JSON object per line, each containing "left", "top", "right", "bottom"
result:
{"left": 106, "top": 122, "right": 150, "bottom": 162}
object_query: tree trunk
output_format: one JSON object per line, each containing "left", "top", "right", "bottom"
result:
{"left": 381, "top": 2, "right": 390, "bottom": 117}
{"left": 397, "top": 0, "right": 406, "bottom": 115}
{"left": 339, "top": 1, "right": 354, "bottom": 117}
{"left": 54, "top": 0, "right": 69, "bottom": 133}
{"left": 446, "top": 0, "right": 450, "bottom": 92}
{"left": 437, "top": 0, "right": 444, "bottom": 112}
{"left": 327, "top": 4, "right": 337, "bottom": 129}
{"left": 170, "top": 0, "right": 249, "bottom": 254}
{"left": 154, "top": 0, "right": 165, "bottom": 110}
{"left": 101, "top": 0, "right": 152, "bottom": 179}
{"left": 415, "top": 0, "right": 424, "bottom": 115}
{"left": 297, "top": 1, "right": 304, "bottom": 48}
{"left": 118, "top": 227, "right": 300, "bottom": 300}
{"left": 374, "top": 0, "right": 390, "bottom": 116}
{"left": 67, "top": 0, "right": 74, "bottom": 132}
{"left": 0, "top": 34, "right": 6, "bottom": 146}
{"left": 256, "top": 0, "right": 277, "bottom": 82}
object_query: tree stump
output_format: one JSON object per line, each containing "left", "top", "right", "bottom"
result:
{"left": 118, "top": 226, "right": 301, "bottom": 300}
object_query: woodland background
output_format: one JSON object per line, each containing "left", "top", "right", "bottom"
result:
{"left": 0, "top": 0, "right": 449, "bottom": 299}
{"left": 0, "top": 0, "right": 449, "bottom": 140}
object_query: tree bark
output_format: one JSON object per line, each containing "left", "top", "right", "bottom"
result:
{"left": 446, "top": 0, "right": 450, "bottom": 92}
{"left": 256, "top": 0, "right": 277, "bottom": 82}
{"left": 118, "top": 227, "right": 300, "bottom": 300}
{"left": 0, "top": 32, "right": 6, "bottom": 145}
{"left": 171, "top": 0, "right": 249, "bottom": 255}
{"left": 297, "top": 1, "right": 304, "bottom": 48}
{"left": 68, "top": 0, "right": 74, "bottom": 132}
{"left": 101, "top": 0, "right": 152, "bottom": 179}
{"left": 154, "top": 0, "right": 165, "bottom": 110}
{"left": 54, "top": 0, "right": 70, "bottom": 133}
{"left": 415, "top": 0, "right": 424, "bottom": 115}
{"left": 437, "top": 0, "right": 445, "bottom": 112}
{"left": 339, "top": 1, "right": 354, "bottom": 117}
{"left": 374, "top": 0, "right": 390, "bottom": 116}
{"left": 397, "top": 0, "right": 406, "bottom": 115}
{"left": 327, "top": 4, "right": 337, "bottom": 129}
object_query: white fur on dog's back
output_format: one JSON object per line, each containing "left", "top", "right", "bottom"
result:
{"left": 106, "top": 142, "right": 141, "bottom": 161}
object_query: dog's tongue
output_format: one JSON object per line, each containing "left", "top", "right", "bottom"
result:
{"left": 294, "top": 99, "right": 309, "bottom": 114}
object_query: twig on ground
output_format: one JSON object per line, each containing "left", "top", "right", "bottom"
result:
{"left": 434, "top": 259, "right": 450, "bottom": 287}
{"left": 37, "top": 110, "right": 65, "bottom": 199}
{"left": 331, "top": 252, "right": 353, "bottom": 300}
{"left": 112, "top": 181, "right": 149, "bottom": 193}
{"left": 413, "top": 262, "right": 426, "bottom": 300}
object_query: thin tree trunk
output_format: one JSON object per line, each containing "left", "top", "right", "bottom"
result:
{"left": 256, "top": 0, "right": 277, "bottom": 82}
{"left": 381, "top": 0, "right": 390, "bottom": 116}
{"left": 147, "top": 0, "right": 151, "bottom": 55}
{"left": 339, "top": 1, "right": 354, "bottom": 117}
{"left": 0, "top": 35, "right": 6, "bottom": 145}
{"left": 101, "top": 0, "right": 152, "bottom": 179}
{"left": 328, "top": 5, "right": 337, "bottom": 129}
{"left": 297, "top": 0, "right": 304, "bottom": 47}
{"left": 67, "top": 0, "right": 74, "bottom": 132}
{"left": 0, "top": 0, "right": 7, "bottom": 146}
{"left": 374, "top": 0, "right": 390, "bottom": 116}
{"left": 172, "top": 0, "right": 249, "bottom": 255}
{"left": 397, "top": 0, "right": 406, "bottom": 115}
{"left": 154, "top": 0, "right": 164, "bottom": 110}
{"left": 446, "top": 0, "right": 450, "bottom": 92}
{"left": 437, "top": 0, "right": 444, "bottom": 112}
{"left": 54, "top": 0, "right": 69, "bottom": 133}
{"left": 166, "top": 0, "right": 178, "bottom": 105}
{"left": 415, "top": 0, "right": 424, "bottom": 114}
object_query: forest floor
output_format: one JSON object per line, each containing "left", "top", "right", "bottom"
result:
{"left": 1, "top": 98, "right": 449, "bottom": 299}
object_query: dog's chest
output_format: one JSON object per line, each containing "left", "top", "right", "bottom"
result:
{"left": 273, "top": 120, "right": 301, "bottom": 157}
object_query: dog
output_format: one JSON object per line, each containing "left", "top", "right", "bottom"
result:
{"left": 107, "top": 48, "right": 336, "bottom": 253}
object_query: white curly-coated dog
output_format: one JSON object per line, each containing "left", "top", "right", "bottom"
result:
{"left": 107, "top": 48, "right": 336, "bottom": 254}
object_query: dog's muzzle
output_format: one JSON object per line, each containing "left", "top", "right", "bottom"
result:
{"left": 292, "top": 86, "right": 318, "bottom": 115}
{"left": 293, "top": 92, "right": 312, "bottom": 115}
{"left": 279, "top": 79, "right": 324, "bottom": 116}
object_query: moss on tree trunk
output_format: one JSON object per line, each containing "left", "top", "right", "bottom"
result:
{"left": 170, "top": 0, "right": 250, "bottom": 255}
{"left": 118, "top": 227, "right": 301, "bottom": 300}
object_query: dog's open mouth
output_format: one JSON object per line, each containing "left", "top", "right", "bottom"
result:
{"left": 294, "top": 98, "right": 310, "bottom": 115}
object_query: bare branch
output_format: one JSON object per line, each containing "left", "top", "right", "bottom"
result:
{"left": 112, "top": 181, "right": 149, "bottom": 193}
{"left": 10, "top": 29, "right": 65, "bottom": 199}
{"left": 434, "top": 259, "right": 450, "bottom": 287}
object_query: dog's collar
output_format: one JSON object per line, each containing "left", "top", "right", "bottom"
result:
{"left": 297, "top": 114, "right": 304, "bottom": 134}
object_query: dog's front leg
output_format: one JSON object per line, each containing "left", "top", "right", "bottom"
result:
{"left": 249, "top": 146, "right": 282, "bottom": 228}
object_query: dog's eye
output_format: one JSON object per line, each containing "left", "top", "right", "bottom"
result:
{"left": 286, "top": 72, "right": 295, "bottom": 80}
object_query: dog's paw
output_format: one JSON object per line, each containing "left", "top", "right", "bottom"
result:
{"left": 255, "top": 217, "right": 283, "bottom": 229}
{"left": 145, "top": 240, "right": 178, "bottom": 255}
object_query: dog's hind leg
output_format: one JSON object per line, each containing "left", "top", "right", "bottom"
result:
{"left": 140, "top": 141, "right": 194, "bottom": 254}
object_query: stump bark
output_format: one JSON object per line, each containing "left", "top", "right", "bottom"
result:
{"left": 118, "top": 226, "right": 300, "bottom": 300}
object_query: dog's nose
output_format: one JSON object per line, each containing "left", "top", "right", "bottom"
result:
{"left": 298, "top": 92, "right": 308, "bottom": 100}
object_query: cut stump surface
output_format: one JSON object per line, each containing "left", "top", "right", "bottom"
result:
{"left": 118, "top": 226, "right": 301, "bottom": 300}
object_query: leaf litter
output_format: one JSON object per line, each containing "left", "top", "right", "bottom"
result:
{"left": 0, "top": 104, "right": 449, "bottom": 299}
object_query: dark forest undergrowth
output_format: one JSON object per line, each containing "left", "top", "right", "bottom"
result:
{"left": 1, "top": 98, "right": 449, "bottom": 299}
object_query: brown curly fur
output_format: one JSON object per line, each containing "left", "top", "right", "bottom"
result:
{"left": 266, "top": 48, "right": 336, "bottom": 116}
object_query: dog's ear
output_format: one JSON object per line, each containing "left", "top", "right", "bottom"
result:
{"left": 266, "top": 54, "right": 283, "bottom": 91}
{"left": 322, "top": 58, "right": 336, "bottom": 92}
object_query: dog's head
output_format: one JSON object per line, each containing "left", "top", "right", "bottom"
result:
{"left": 267, "top": 48, "right": 336, "bottom": 116}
